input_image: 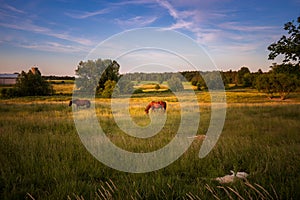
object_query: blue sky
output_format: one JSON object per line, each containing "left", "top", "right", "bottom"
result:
{"left": 0, "top": 0, "right": 299, "bottom": 75}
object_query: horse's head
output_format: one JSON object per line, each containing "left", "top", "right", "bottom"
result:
{"left": 69, "top": 100, "right": 72, "bottom": 106}
{"left": 145, "top": 103, "right": 152, "bottom": 114}
{"left": 86, "top": 100, "right": 91, "bottom": 108}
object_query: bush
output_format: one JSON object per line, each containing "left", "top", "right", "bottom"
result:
{"left": 3, "top": 68, "right": 53, "bottom": 97}
{"left": 155, "top": 84, "right": 160, "bottom": 90}
{"left": 167, "top": 75, "right": 184, "bottom": 92}
{"left": 196, "top": 82, "right": 202, "bottom": 91}
{"left": 255, "top": 72, "right": 299, "bottom": 100}
{"left": 133, "top": 88, "right": 144, "bottom": 94}
{"left": 102, "top": 80, "right": 118, "bottom": 98}
{"left": 1, "top": 88, "right": 7, "bottom": 98}
{"left": 117, "top": 79, "right": 134, "bottom": 94}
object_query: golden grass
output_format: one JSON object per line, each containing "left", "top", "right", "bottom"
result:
{"left": 52, "top": 83, "right": 74, "bottom": 95}
{"left": 0, "top": 96, "right": 300, "bottom": 199}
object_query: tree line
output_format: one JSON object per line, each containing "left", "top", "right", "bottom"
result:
{"left": 1, "top": 16, "right": 299, "bottom": 100}
{"left": 120, "top": 63, "right": 300, "bottom": 100}
{"left": 68, "top": 14, "right": 296, "bottom": 98}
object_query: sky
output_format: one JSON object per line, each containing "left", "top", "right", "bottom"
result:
{"left": 0, "top": 0, "right": 299, "bottom": 75}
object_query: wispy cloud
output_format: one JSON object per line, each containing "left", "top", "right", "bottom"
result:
{"left": 219, "top": 22, "right": 277, "bottom": 32}
{"left": 166, "top": 20, "right": 193, "bottom": 30}
{"left": 109, "top": 0, "right": 157, "bottom": 6}
{"left": 0, "top": 3, "right": 94, "bottom": 48}
{"left": 154, "top": 0, "right": 280, "bottom": 55}
{"left": 2, "top": 4, "right": 25, "bottom": 14}
{"left": 64, "top": 0, "right": 156, "bottom": 20}
{"left": 65, "top": 8, "right": 112, "bottom": 19}
{"left": 0, "top": 20, "right": 93, "bottom": 46}
{"left": 17, "top": 41, "right": 89, "bottom": 53}
{"left": 156, "top": 0, "right": 179, "bottom": 19}
{"left": 115, "top": 16, "right": 157, "bottom": 27}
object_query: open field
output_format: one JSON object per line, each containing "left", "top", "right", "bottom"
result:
{"left": 0, "top": 90, "right": 300, "bottom": 199}
{"left": 132, "top": 81, "right": 196, "bottom": 92}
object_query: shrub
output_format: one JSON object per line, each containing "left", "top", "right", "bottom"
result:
{"left": 102, "top": 80, "right": 118, "bottom": 98}
{"left": 6, "top": 68, "right": 53, "bottom": 97}
{"left": 167, "top": 75, "right": 184, "bottom": 92}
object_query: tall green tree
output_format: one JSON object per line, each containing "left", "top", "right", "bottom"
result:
{"left": 270, "top": 63, "right": 300, "bottom": 78}
{"left": 12, "top": 68, "right": 53, "bottom": 96}
{"left": 167, "top": 74, "right": 184, "bottom": 92}
{"left": 255, "top": 65, "right": 299, "bottom": 100}
{"left": 190, "top": 73, "right": 206, "bottom": 90}
{"left": 255, "top": 73, "right": 276, "bottom": 99}
{"left": 260, "top": 17, "right": 300, "bottom": 100}
{"left": 272, "top": 73, "right": 298, "bottom": 100}
{"left": 102, "top": 80, "right": 118, "bottom": 98}
{"left": 237, "top": 66, "right": 251, "bottom": 86}
{"left": 203, "top": 71, "right": 225, "bottom": 90}
{"left": 268, "top": 16, "right": 300, "bottom": 64}
{"left": 117, "top": 77, "right": 134, "bottom": 94}
{"left": 75, "top": 59, "right": 120, "bottom": 94}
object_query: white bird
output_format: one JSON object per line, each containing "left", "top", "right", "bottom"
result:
{"left": 215, "top": 174, "right": 235, "bottom": 184}
{"left": 215, "top": 170, "right": 249, "bottom": 184}
{"left": 236, "top": 171, "right": 249, "bottom": 179}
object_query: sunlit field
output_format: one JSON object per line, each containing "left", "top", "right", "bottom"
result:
{"left": 51, "top": 80, "right": 75, "bottom": 95}
{"left": 0, "top": 89, "right": 300, "bottom": 199}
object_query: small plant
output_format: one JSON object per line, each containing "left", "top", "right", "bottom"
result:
{"left": 155, "top": 84, "right": 160, "bottom": 90}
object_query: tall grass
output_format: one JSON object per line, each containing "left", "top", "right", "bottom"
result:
{"left": 0, "top": 96, "right": 300, "bottom": 199}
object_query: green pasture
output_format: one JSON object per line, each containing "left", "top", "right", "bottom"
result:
{"left": 130, "top": 81, "right": 196, "bottom": 93}
{"left": 0, "top": 92, "right": 300, "bottom": 199}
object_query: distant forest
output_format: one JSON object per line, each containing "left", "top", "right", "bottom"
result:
{"left": 43, "top": 75, "right": 75, "bottom": 80}
{"left": 120, "top": 67, "right": 261, "bottom": 88}
{"left": 44, "top": 69, "right": 248, "bottom": 84}
{"left": 42, "top": 67, "right": 266, "bottom": 88}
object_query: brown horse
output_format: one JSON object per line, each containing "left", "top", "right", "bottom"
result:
{"left": 145, "top": 101, "right": 167, "bottom": 114}
{"left": 69, "top": 99, "right": 91, "bottom": 108}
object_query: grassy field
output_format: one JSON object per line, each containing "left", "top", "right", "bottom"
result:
{"left": 0, "top": 89, "right": 300, "bottom": 199}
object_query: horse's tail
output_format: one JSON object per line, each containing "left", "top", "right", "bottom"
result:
{"left": 86, "top": 100, "right": 91, "bottom": 108}
{"left": 69, "top": 100, "right": 72, "bottom": 106}
{"left": 163, "top": 101, "right": 167, "bottom": 111}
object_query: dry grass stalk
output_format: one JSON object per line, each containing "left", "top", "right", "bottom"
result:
{"left": 205, "top": 184, "right": 221, "bottom": 200}
{"left": 217, "top": 186, "right": 234, "bottom": 200}
{"left": 26, "top": 193, "right": 35, "bottom": 200}
{"left": 227, "top": 186, "right": 245, "bottom": 200}
{"left": 245, "top": 182, "right": 266, "bottom": 199}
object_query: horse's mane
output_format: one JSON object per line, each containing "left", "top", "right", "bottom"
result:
{"left": 145, "top": 101, "right": 166, "bottom": 114}
{"left": 145, "top": 103, "right": 152, "bottom": 114}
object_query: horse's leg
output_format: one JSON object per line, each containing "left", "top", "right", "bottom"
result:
{"left": 151, "top": 106, "right": 157, "bottom": 113}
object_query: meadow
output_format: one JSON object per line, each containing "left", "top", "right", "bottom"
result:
{"left": 0, "top": 87, "right": 300, "bottom": 199}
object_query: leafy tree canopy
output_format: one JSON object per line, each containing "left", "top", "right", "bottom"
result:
{"left": 255, "top": 65, "right": 299, "bottom": 100}
{"left": 15, "top": 68, "right": 53, "bottom": 96}
{"left": 167, "top": 74, "right": 184, "bottom": 92}
{"left": 75, "top": 59, "right": 120, "bottom": 94}
{"left": 117, "top": 77, "right": 134, "bottom": 94}
{"left": 270, "top": 63, "right": 300, "bottom": 78}
{"left": 102, "top": 80, "right": 118, "bottom": 98}
{"left": 237, "top": 66, "right": 251, "bottom": 86}
{"left": 268, "top": 16, "right": 300, "bottom": 64}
